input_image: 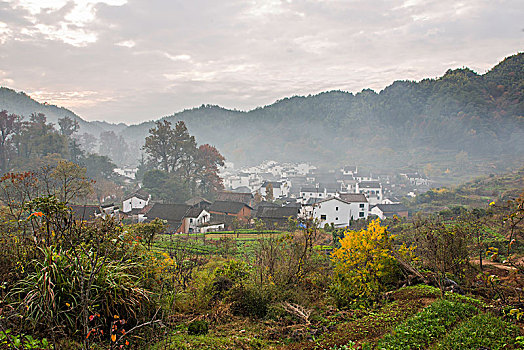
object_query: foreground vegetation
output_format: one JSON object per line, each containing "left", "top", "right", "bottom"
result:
{"left": 0, "top": 165, "right": 523, "bottom": 349}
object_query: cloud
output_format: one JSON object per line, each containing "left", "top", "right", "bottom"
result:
{"left": 0, "top": 0, "right": 522, "bottom": 123}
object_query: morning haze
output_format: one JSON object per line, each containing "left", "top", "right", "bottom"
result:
{"left": 0, "top": 1, "right": 523, "bottom": 349}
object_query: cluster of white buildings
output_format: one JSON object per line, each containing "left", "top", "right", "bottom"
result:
{"left": 219, "top": 162, "right": 413, "bottom": 229}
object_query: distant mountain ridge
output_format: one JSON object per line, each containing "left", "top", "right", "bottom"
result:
{"left": 1, "top": 52, "right": 523, "bottom": 174}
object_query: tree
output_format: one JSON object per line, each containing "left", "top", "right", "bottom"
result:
{"left": 99, "top": 131, "right": 129, "bottom": 166}
{"left": 194, "top": 144, "right": 225, "bottom": 194}
{"left": 58, "top": 116, "right": 79, "bottom": 137}
{"left": 265, "top": 183, "right": 274, "bottom": 202}
{"left": 76, "top": 132, "right": 98, "bottom": 154}
{"left": 143, "top": 121, "right": 224, "bottom": 198}
{"left": 81, "top": 154, "right": 116, "bottom": 180}
{"left": 142, "top": 169, "right": 190, "bottom": 202}
{"left": 143, "top": 120, "right": 176, "bottom": 173}
{"left": 0, "top": 110, "right": 20, "bottom": 173}
{"left": 331, "top": 219, "right": 398, "bottom": 306}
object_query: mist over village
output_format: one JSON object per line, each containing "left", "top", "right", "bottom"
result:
{"left": 0, "top": 0, "right": 523, "bottom": 349}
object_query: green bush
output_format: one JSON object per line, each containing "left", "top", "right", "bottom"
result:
{"left": 187, "top": 320, "right": 209, "bottom": 335}
{"left": 436, "top": 313, "right": 518, "bottom": 349}
{"left": 377, "top": 300, "right": 477, "bottom": 349}
{"left": 229, "top": 284, "right": 272, "bottom": 319}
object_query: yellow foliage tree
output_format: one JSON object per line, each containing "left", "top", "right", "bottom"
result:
{"left": 331, "top": 219, "right": 398, "bottom": 306}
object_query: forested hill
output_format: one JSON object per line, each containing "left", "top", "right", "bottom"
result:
{"left": 0, "top": 87, "right": 127, "bottom": 137}
{"left": 1, "top": 52, "right": 523, "bottom": 176}
{"left": 121, "top": 52, "right": 524, "bottom": 173}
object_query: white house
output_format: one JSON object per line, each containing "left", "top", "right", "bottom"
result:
{"left": 122, "top": 190, "right": 151, "bottom": 213}
{"left": 337, "top": 193, "right": 369, "bottom": 220}
{"left": 300, "top": 186, "right": 328, "bottom": 204}
{"left": 259, "top": 181, "right": 290, "bottom": 199}
{"left": 370, "top": 204, "right": 409, "bottom": 220}
{"left": 301, "top": 195, "right": 369, "bottom": 228}
{"left": 341, "top": 165, "right": 357, "bottom": 176}
{"left": 356, "top": 181, "right": 383, "bottom": 206}
{"left": 182, "top": 208, "right": 211, "bottom": 234}
{"left": 400, "top": 173, "right": 429, "bottom": 186}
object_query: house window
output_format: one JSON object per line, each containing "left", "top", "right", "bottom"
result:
{"left": 319, "top": 193, "right": 322, "bottom": 197}
{"left": 359, "top": 212, "right": 364, "bottom": 218}
{"left": 190, "top": 218, "right": 193, "bottom": 223}
{"left": 360, "top": 204, "right": 365, "bottom": 208}
{"left": 335, "top": 207, "right": 339, "bottom": 211}
{"left": 320, "top": 214, "right": 327, "bottom": 220}
{"left": 335, "top": 217, "right": 338, "bottom": 221}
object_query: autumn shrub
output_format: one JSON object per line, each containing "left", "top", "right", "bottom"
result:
{"left": 331, "top": 219, "right": 400, "bottom": 307}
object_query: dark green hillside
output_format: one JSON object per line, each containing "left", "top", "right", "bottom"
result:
{"left": 1, "top": 53, "right": 523, "bottom": 180}
{"left": 409, "top": 166, "right": 524, "bottom": 212}
{"left": 0, "top": 87, "right": 119, "bottom": 137}
{"left": 118, "top": 52, "right": 523, "bottom": 178}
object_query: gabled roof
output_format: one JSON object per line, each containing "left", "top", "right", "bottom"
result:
{"left": 256, "top": 206, "right": 299, "bottom": 219}
{"left": 338, "top": 193, "right": 368, "bottom": 203}
{"left": 185, "top": 207, "right": 206, "bottom": 218}
{"left": 300, "top": 187, "right": 322, "bottom": 193}
{"left": 261, "top": 181, "right": 281, "bottom": 188}
{"left": 358, "top": 181, "right": 381, "bottom": 188}
{"left": 208, "top": 200, "right": 252, "bottom": 214}
{"left": 124, "top": 189, "right": 150, "bottom": 201}
{"left": 374, "top": 204, "right": 408, "bottom": 213}
{"left": 343, "top": 165, "right": 357, "bottom": 172}
{"left": 145, "top": 203, "right": 191, "bottom": 222}
{"left": 70, "top": 205, "right": 99, "bottom": 221}
{"left": 304, "top": 197, "right": 327, "bottom": 205}
{"left": 185, "top": 196, "right": 212, "bottom": 206}
{"left": 320, "top": 183, "right": 340, "bottom": 192}
{"left": 216, "top": 191, "right": 253, "bottom": 204}
{"left": 231, "top": 186, "right": 252, "bottom": 193}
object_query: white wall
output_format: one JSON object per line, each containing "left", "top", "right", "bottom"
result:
{"left": 123, "top": 196, "right": 149, "bottom": 213}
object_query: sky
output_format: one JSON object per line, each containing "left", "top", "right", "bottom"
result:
{"left": 0, "top": 0, "right": 522, "bottom": 124}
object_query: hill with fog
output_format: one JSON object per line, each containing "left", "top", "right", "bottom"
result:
{"left": 1, "top": 52, "right": 523, "bottom": 179}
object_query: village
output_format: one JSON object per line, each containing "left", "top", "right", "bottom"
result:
{"left": 76, "top": 161, "right": 433, "bottom": 234}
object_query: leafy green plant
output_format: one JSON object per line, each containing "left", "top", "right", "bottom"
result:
{"left": 377, "top": 300, "right": 477, "bottom": 349}
{"left": 0, "top": 329, "right": 52, "bottom": 349}
{"left": 187, "top": 320, "right": 209, "bottom": 335}
{"left": 436, "top": 313, "right": 518, "bottom": 349}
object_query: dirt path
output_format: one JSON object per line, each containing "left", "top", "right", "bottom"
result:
{"left": 471, "top": 259, "right": 517, "bottom": 271}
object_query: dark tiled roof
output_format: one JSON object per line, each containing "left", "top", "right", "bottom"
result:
{"left": 343, "top": 165, "right": 357, "bottom": 172}
{"left": 338, "top": 193, "right": 368, "bottom": 203}
{"left": 300, "top": 187, "right": 322, "bottom": 193}
{"left": 185, "top": 196, "right": 212, "bottom": 206}
{"left": 359, "top": 181, "right": 381, "bottom": 188}
{"left": 216, "top": 191, "right": 253, "bottom": 204}
{"left": 256, "top": 206, "right": 299, "bottom": 219}
{"left": 231, "top": 186, "right": 252, "bottom": 193}
{"left": 185, "top": 207, "right": 205, "bottom": 218}
{"left": 209, "top": 200, "right": 251, "bottom": 214}
{"left": 374, "top": 204, "right": 408, "bottom": 213}
{"left": 305, "top": 198, "right": 325, "bottom": 205}
{"left": 70, "top": 205, "right": 98, "bottom": 221}
{"left": 262, "top": 181, "right": 281, "bottom": 188}
{"left": 146, "top": 203, "right": 191, "bottom": 221}
{"left": 124, "top": 208, "right": 145, "bottom": 216}
{"left": 124, "top": 189, "right": 150, "bottom": 201}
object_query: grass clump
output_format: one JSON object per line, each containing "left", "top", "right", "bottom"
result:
{"left": 377, "top": 299, "right": 477, "bottom": 349}
{"left": 435, "top": 313, "right": 518, "bottom": 350}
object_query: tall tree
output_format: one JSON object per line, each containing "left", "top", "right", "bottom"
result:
{"left": 58, "top": 116, "right": 79, "bottom": 137}
{"left": 143, "top": 120, "right": 175, "bottom": 173}
{"left": 0, "top": 110, "right": 20, "bottom": 173}
{"left": 99, "top": 131, "right": 129, "bottom": 166}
